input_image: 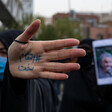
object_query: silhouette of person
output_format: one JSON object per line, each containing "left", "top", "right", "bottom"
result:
{"left": 59, "top": 39, "right": 112, "bottom": 112}
{"left": 0, "top": 29, "right": 23, "bottom": 111}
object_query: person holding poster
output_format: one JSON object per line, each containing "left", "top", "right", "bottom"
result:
{"left": 59, "top": 39, "right": 112, "bottom": 112}
{"left": 93, "top": 39, "right": 112, "bottom": 85}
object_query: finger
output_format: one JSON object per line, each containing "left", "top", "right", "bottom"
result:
{"left": 41, "top": 48, "right": 86, "bottom": 61}
{"left": 16, "top": 19, "right": 41, "bottom": 42}
{"left": 42, "top": 39, "right": 79, "bottom": 51}
{"left": 39, "top": 62, "right": 80, "bottom": 72}
{"left": 39, "top": 71, "right": 68, "bottom": 80}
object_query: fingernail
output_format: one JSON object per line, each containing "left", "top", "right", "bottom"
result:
{"left": 83, "top": 49, "right": 86, "bottom": 56}
{"left": 77, "top": 40, "right": 80, "bottom": 45}
{"left": 66, "top": 75, "right": 69, "bottom": 79}
{"left": 37, "top": 19, "right": 41, "bottom": 23}
{"left": 77, "top": 63, "right": 80, "bottom": 69}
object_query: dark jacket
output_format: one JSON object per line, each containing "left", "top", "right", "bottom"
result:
{"left": 0, "top": 29, "right": 23, "bottom": 112}
{"left": 0, "top": 29, "right": 58, "bottom": 112}
{"left": 59, "top": 66, "right": 112, "bottom": 112}
{"left": 2, "top": 61, "right": 57, "bottom": 112}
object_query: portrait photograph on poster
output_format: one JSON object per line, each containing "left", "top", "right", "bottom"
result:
{"left": 93, "top": 39, "right": 112, "bottom": 85}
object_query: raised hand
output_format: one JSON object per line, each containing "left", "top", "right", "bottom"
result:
{"left": 8, "top": 19, "right": 86, "bottom": 80}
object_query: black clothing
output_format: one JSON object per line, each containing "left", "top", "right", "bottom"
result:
{"left": 78, "top": 38, "right": 94, "bottom": 48}
{"left": 2, "top": 62, "right": 57, "bottom": 112}
{"left": 59, "top": 66, "right": 112, "bottom": 112}
{"left": 0, "top": 29, "right": 57, "bottom": 112}
{"left": 0, "top": 29, "right": 23, "bottom": 112}
{"left": 0, "top": 81, "right": 2, "bottom": 111}
{"left": 0, "top": 29, "right": 23, "bottom": 50}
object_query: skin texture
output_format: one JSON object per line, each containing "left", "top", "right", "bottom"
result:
{"left": 0, "top": 42, "right": 7, "bottom": 57}
{"left": 8, "top": 19, "right": 86, "bottom": 80}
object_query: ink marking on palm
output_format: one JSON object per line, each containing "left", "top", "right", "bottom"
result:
{"left": 18, "top": 53, "right": 41, "bottom": 71}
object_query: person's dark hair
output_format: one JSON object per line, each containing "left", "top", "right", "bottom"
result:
{"left": 0, "top": 29, "right": 23, "bottom": 50}
{"left": 77, "top": 38, "right": 95, "bottom": 68}
{"left": 78, "top": 38, "right": 94, "bottom": 49}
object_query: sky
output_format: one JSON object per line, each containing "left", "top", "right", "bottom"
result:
{"left": 33, "top": 0, "right": 112, "bottom": 17}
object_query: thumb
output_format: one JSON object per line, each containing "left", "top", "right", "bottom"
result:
{"left": 16, "top": 19, "right": 41, "bottom": 42}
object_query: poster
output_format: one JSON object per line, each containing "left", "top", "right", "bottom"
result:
{"left": 93, "top": 39, "right": 112, "bottom": 85}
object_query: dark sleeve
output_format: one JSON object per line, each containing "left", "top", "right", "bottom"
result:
{"left": 3, "top": 61, "right": 27, "bottom": 95}
{"left": 27, "top": 79, "right": 58, "bottom": 112}
{"left": 2, "top": 61, "right": 28, "bottom": 112}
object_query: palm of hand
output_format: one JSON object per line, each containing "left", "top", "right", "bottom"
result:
{"left": 8, "top": 20, "right": 86, "bottom": 80}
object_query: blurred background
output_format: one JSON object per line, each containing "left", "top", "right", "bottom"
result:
{"left": 0, "top": 0, "right": 112, "bottom": 41}
{"left": 1, "top": 0, "right": 112, "bottom": 105}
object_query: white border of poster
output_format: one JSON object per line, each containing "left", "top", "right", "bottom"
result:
{"left": 93, "top": 39, "right": 112, "bottom": 85}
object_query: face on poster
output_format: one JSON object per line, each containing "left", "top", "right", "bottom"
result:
{"left": 93, "top": 39, "right": 112, "bottom": 85}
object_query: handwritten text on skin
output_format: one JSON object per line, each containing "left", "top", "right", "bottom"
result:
{"left": 18, "top": 53, "right": 41, "bottom": 71}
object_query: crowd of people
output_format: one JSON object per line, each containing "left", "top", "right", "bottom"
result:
{"left": 0, "top": 19, "right": 112, "bottom": 112}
